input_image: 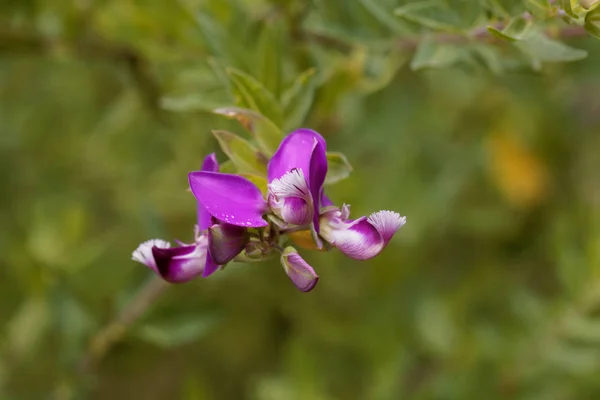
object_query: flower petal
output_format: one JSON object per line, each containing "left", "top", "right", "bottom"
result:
{"left": 320, "top": 209, "right": 406, "bottom": 260}
{"left": 151, "top": 243, "right": 207, "bottom": 283}
{"left": 327, "top": 217, "right": 384, "bottom": 260}
{"left": 308, "top": 137, "right": 327, "bottom": 231}
{"left": 207, "top": 223, "right": 248, "bottom": 267}
{"left": 268, "top": 129, "right": 327, "bottom": 231}
{"left": 320, "top": 189, "right": 334, "bottom": 208}
{"left": 267, "top": 129, "right": 327, "bottom": 182}
{"left": 132, "top": 239, "right": 171, "bottom": 271}
{"left": 198, "top": 153, "right": 220, "bottom": 231}
{"left": 202, "top": 251, "right": 220, "bottom": 278}
{"left": 367, "top": 210, "right": 406, "bottom": 243}
{"left": 280, "top": 246, "right": 319, "bottom": 292}
{"left": 268, "top": 168, "right": 313, "bottom": 225}
{"left": 202, "top": 153, "right": 219, "bottom": 172}
{"left": 189, "top": 171, "right": 268, "bottom": 228}
{"left": 278, "top": 197, "right": 312, "bottom": 226}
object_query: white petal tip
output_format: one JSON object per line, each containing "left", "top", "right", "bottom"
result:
{"left": 132, "top": 239, "right": 171, "bottom": 266}
{"left": 367, "top": 210, "right": 406, "bottom": 242}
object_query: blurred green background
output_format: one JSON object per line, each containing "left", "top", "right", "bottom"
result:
{"left": 2, "top": 0, "right": 600, "bottom": 399}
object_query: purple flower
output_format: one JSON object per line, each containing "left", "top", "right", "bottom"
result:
{"left": 267, "top": 129, "right": 328, "bottom": 231}
{"left": 280, "top": 247, "right": 319, "bottom": 292}
{"left": 193, "top": 153, "right": 249, "bottom": 277}
{"left": 132, "top": 237, "right": 210, "bottom": 283}
{"left": 188, "top": 172, "right": 269, "bottom": 229}
{"left": 133, "top": 154, "right": 249, "bottom": 282}
{"left": 319, "top": 204, "right": 406, "bottom": 260}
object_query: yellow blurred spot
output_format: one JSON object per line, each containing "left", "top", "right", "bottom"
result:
{"left": 288, "top": 230, "right": 327, "bottom": 252}
{"left": 486, "top": 131, "right": 549, "bottom": 208}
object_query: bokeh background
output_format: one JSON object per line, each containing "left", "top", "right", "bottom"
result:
{"left": 2, "top": 0, "right": 600, "bottom": 399}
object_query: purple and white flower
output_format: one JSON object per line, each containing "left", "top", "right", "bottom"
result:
{"left": 134, "top": 128, "right": 406, "bottom": 291}
{"left": 280, "top": 246, "right": 319, "bottom": 292}
{"left": 267, "top": 129, "right": 328, "bottom": 231}
{"left": 319, "top": 203, "right": 406, "bottom": 260}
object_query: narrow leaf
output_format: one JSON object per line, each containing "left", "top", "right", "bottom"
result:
{"left": 226, "top": 68, "right": 284, "bottom": 127}
{"left": 585, "top": 7, "right": 600, "bottom": 39}
{"left": 281, "top": 68, "right": 317, "bottom": 131}
{"left": 256, "top": 19, "right": 285, "bottom": 97}
{"left": 358, "top": 0, "right": 412, "bottom": 35}
{"left": 395, "top": 1, "right": 461, "bottom": 32}
{"left": 487, "top": 15, "right": 534, "bottom": 42}
{"left": 212, "top": 130, "right": 268, "bottom": 176}
{"left": 525, "top": 0, "right": 551, "bottom": 19}
{"left": 213, "top": 107, "right": 283, "bottom": 156}
{"left": 325, "top": 152, "right": 353, "bottom": 185}
{"left": 515, "top": 32, "right": 588, "bottom": 62}
{"left": 410, "top": 37, "right": 463, "bottom": 70}
{"left": 560, "top": 0, "right": 579, "bottom": 18}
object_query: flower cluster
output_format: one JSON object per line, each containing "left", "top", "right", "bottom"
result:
{"left": 132, "top": 129, "right": 406, "bottom": 292}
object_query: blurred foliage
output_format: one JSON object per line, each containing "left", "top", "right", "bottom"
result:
{"left": 2, "top": 0, "right": 600, "bottom": 399}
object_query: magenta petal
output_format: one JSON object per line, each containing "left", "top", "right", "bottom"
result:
{"left": 207, "top": 223, "right": 248, "bottom": 266}
{"left": 202, "top": 153, "right": 219, "bottom": 172}
{"left": 152, "top": 244, "right": 206, "bottom": 283}
{"left": 308, "top": 139, "right": 327, "bottom": 231}
{"left": 198, "top": 153, "right": 220, "bottom": 231}
{"left": 189, "top": 171, "right": 268, "bottom": 228}
{"left": 202, "top": 251, "right": 219, "bottom": 278}
{"left": 280, "top": 247, "right": 319, "bottom": 292}
{"left": 268, "top": 129, "right": 327, "bottom": 230}
{"left": 280, "top": 197, "right": 312, "bottom": 226}
{"left": 132, "top": 239, "right": 171, "bottom": 271}
{"left": 320, "top": 209, "right": 406, "bottom": 260}
{"left": 331, "top": 217, "right": 384, "bottom": 260}
{"left": 320, "top": 189, "right": 334, "bottom": 208}
{"left": 268, "top": 129, "right": 327, "bottom": 182}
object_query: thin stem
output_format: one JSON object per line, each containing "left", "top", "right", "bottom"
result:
{"left": 298, "top": 8, "right": 589, "bottom": 54}
{"left": 79, "top": 277, "right": 168, "bottom": 373}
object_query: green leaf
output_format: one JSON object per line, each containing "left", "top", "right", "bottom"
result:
{"left": 325, "top": 152, "right": 353, "bottom": 185}
{"left": 256, "top": 19, "right": 285, "bottom": 97}
{"left": 585, "top": 6, "right": 600, "bottom": 39}
{"left": 213, "top": 107, "right": 283, "bottom": 156}
{"left": 212, "top": 130, "right": 268, "bottom": 176}
{"left": 487, "top": 15, "right": 534, "bottom": 42}
{"left": 394, "top": 1, "right": 462, "bottom": 32}
{"left": 218, "top": 159, "right": 235, "bottom": 173}
{"left": 359, "top": 49, "right": 407, "bottom": 93}
{"left": 410, "top": 37, "right": 463, "bottom": 70}
{"left": 581, "top": 0, "right": 600, "bottom": 10}
{"left": 136, "top": 315, "right": 218, "bottom": 348}
{"left": 281, "top": 68, "right": 317, "bottom": 131}
{"left": 515, "top": 32, "right": 588, "bottom": 62}
{"left": 525, "top": 0, "right": 551, "bottom": 19}
{"left": 560, "top": 0, "right": 579, "bottom": 18}
{"left": 471, "top": 44, "right": 504, "bottom": 75}
{"left": 193, "top": 12, "right": 251, "bottom": 72}
{"left": 358, "top": 0, "right": 412, "bottom": 35}
{"left": 226, "top": 68, "right": 284, "bottom": 127}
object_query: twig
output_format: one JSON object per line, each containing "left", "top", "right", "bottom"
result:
{"left": 79, "top": 277, "right": 168, "bottom": 373}
{"left": 298, "top": 14, "right": 589, "bottom": 54}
